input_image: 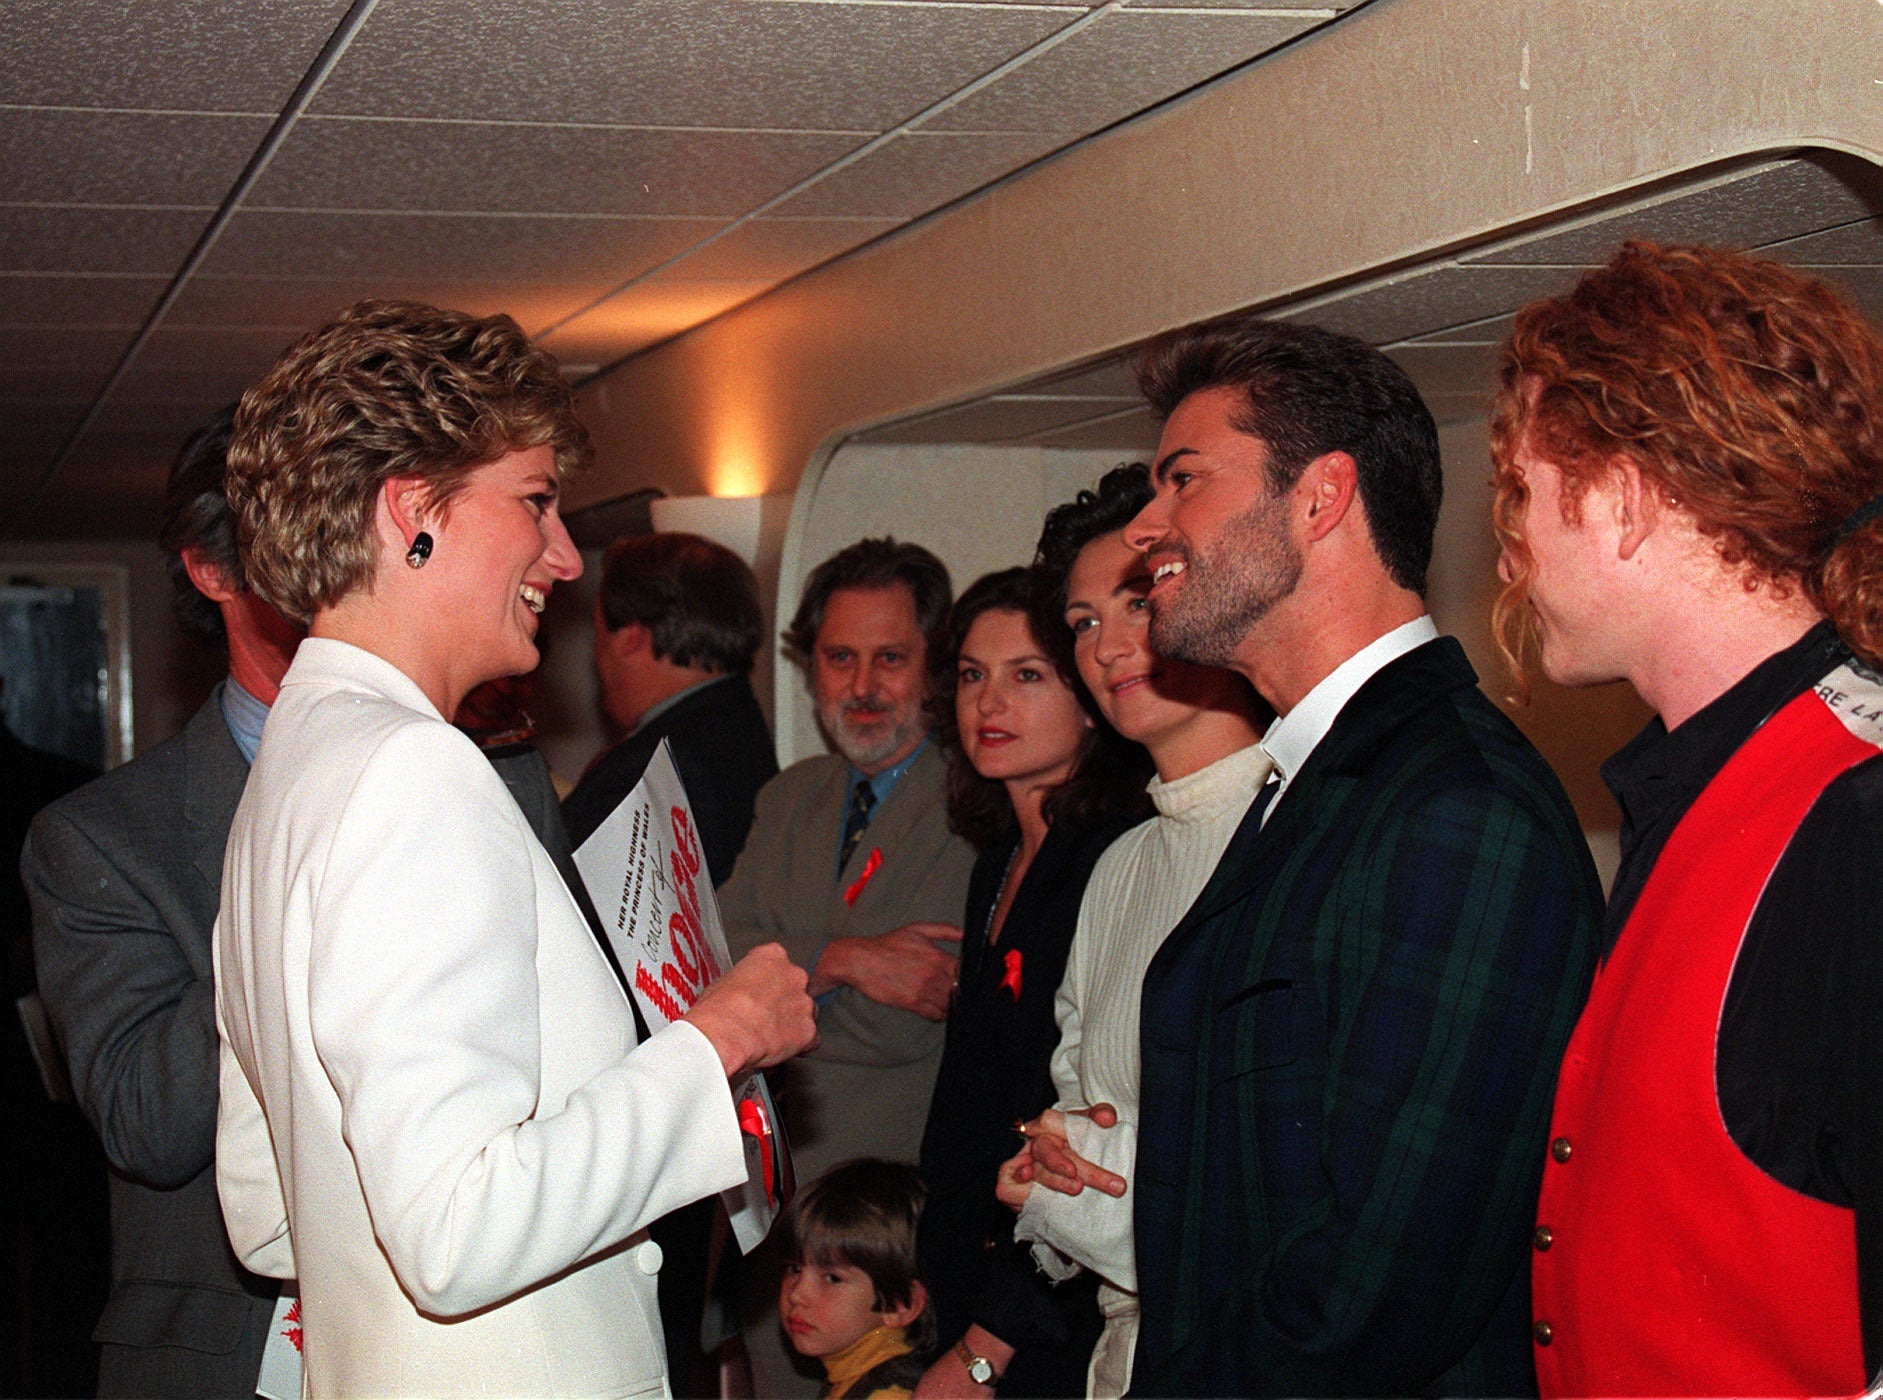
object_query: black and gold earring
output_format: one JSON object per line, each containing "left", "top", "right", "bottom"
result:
{"left": 405, "top": 531, "right": 433, "bottom": 569}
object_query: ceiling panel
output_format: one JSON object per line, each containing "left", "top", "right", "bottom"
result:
{"left": 164, "top": 276, "right": 631, "bottom": 338}
{"left": 536, "top": 279, "right": 776, "bottom": 368}
{"left": 772, "top": 130, "right": 1066, "bottom": 218}
{"left": 1012, "top": 403, "right": 1162, "bottom": 452}
{"left": 1277, "top": 263, "right": 1582, "bottom": 346}
{"left": 0, "top": 207, "right": 212, "bottom": 275}
{"left": 922, "top": 9, "right": 1323, "bottom": 134}
{"left": 0, "top": 326, "right": 137, "bottom": 373}
{"left": 0, "top": 365, "right": 112, "bottom": 400}
{"left": 0, "top": 0, "right": 352, "bottom": 109}
{"left": 860, "top": 394, "right": 1118, "bottom": 445}
{"left": 197, "top": 209, "right": 725, "bottom": 282}
{"left": 0, "top": 110, "right": 272, "bottom": 206}
{"left": 1462, "top": 155, "right": 1880, "bottom": 267}
{"left": 650, "top": 217, "right": 899, "bottom": 283}
{"left": 311, "top": 0, "right": 1078, "bottom": 131}
{"left": 0, "top": 274, "right": 169, "bottom": 326}
{"left": 1023, "top": 357, "right": 1141, "bottom": 399}
{"left": 248, "top": 118, "right": 866, "bottom": 218}
{"left": 1762, "top": 216, "right": 1883, "bottom": 265}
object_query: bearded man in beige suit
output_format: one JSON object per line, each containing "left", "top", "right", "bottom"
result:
{"left": 720, "top": 537, "right": 975, "bottom": 1394}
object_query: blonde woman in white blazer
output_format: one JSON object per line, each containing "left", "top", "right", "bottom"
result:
{"left": 213, "top": 301, "right": 816, "bottom": 1398}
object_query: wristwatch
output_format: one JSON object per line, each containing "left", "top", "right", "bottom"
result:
{"left": 955, "top": 1338, "right": 1002, "bottom": 1386}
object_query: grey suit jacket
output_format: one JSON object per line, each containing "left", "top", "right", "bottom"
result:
{"left": 24, "top": 688, "right": 275, "bottom": 1399}
{"left": 717, "top": 742, "right": 974, "bottom": 1182}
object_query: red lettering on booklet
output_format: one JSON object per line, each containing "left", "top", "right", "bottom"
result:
{"left": 656, "top": 806, "right": 723, "bottom": 1015}
{"left": 636, "top": 963, "right": 685, "bottom": 1023}
{"left": 283, "top": 1297, "right": 303, "bottom": 1353}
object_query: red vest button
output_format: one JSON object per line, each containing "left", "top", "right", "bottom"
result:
{"left": 1533, "top": 1226, "right": 1553, "bottom": 1251}
{"left": 1533, "top": 1321, "right": 1554, "bottom": 1346}
{"left": 1550, "top": 1136, "right": 1573, "bottom": 1163}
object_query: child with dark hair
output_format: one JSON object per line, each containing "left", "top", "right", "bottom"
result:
{"left": 776, "top": 1160, "right": 935, "bottom": 1399}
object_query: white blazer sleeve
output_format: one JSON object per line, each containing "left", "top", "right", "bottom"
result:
{"left": 306, "top": 723, "right": 744, "bottom": 1317}
{"left": 214, "top": 987, "right": 295, "bottom": 1279}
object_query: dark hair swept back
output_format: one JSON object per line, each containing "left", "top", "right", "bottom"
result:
{"left": 158, "top": 405, "right": 242, "bottom": 646}
{"left": 1136, "top": 314, "right": 1442, "bottom": 594}
{"left": 932, "top": 566, "right": 1151, "bottom": 851}
{"left": 774, "top": 1158, "right": 937, "bottom": 1354}
{"left": 1029, "top": 463, "right": 1156, "bottom": 684}
{"left": 784, "top": 537, "right": 952, "bottom": 668}
{"left": 598, "top": 532, "right": 763, "bottom": 674}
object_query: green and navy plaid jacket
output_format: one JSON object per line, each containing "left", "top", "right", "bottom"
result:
{"left": 1131, "top": 637, "right": 1600, "bottom": 1397}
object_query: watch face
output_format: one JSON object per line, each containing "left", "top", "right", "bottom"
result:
{"left": 968, "top": 1357, "right": 995, "bottom": 1384}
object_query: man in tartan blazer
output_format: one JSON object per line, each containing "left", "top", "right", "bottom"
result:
{"left": 1062, "top": 316, "right": 1601, "bottom": 1395}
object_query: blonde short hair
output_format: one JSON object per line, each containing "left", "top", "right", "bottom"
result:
{"left": 226, "top": 300, "right": 593, "bottom": 623}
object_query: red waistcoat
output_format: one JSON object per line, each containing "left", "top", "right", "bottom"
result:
{"left": 1533, "top": 678, "right": 1878, "bottom": 1398}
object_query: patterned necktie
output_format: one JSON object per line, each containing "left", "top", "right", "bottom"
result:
{"left": 840, "top": 779, "right": 877, "bottom": 872}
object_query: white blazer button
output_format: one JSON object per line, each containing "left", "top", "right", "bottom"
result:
{"left": 634, "top": 1239, "right": 664, "bottom": 1274}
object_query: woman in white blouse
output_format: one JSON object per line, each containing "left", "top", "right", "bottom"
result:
{"left": 998, "top": 465, "right": 1270, "bottom": 1399}
{"left": 213, "top": 300, "right": 815, "bottom": 1398}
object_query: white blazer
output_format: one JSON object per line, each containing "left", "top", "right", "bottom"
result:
{"left": 214, "top": 638, "right": 745, "bottom": 1398}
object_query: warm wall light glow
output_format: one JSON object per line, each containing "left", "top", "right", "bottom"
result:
{"left": 649, "top": 494, "right": 764, "bottom": 565}
{"left": 709, "top": 460, "right": 765, "bottom": 497}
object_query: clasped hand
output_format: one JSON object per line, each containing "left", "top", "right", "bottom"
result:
{"left": 995, "top": 1104, "right": 1127, "bottom": 1211}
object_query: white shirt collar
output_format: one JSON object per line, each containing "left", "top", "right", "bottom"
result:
{"left": 1258, "top": 615, "right": 1438, "bottom": 821}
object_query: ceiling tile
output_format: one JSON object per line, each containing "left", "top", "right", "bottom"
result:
{"left": 312, "top": 0, "right": 1079, "bottom": 131}
{"left": 0, "top": 366, "right": 111, "bottom": 400}
{"left": 1277, "top": 263, "right": 1582, "bottom": 346}
{"left": 0, "top": 274, "right": 168, "bottom": 326}
{"left": 1808, "top": 264, "right": 1883, "bottom": 324}
{"left": 0, "top": 0, "right": 354, "bottom": 111}
{"left": 249, "top": 118, "right": 866, "bottom": 217}
{"left": 72, "top": 399, "right": 233, "bottom": 453}
{"left": 197, "top": 209, "right": 725, "bottom": 283}
{"left": 772, "top": 131, "right": 1064, "bottom": 218}
{"left": 1397, "top": 311, "right": 1516, "bottom": 347}
{"left": 920, "top": 9, "right": 1320, "bottom": 134}
{"left": 650, "top": 217, "right": 899, "bottom": 282}
{"left": 0, "top": 109, "right": 270, "bottom": 205}
{"left": 1463, "top": 156, "right": 1882, "bottom": 267}
{"left": 859, "top": 394, "right": 1115, "bottom": 444}
{"left": 1010, "top": 403, "right": 1162, "bottom": 452}
{"left": 165, "top": 276, "right": 631, "bottom": 338}
{"left": 1013, "top": 356, "right": 1141, "bottom": 399}
{"left": 536, "top": 280, "right": 775, "bottom": 367}
{"left": 0, "top": 326, "right": 137, "bottom": 373}
{"left": 1761, "top": 216, "right": 1883, "bottom": 266}
{"left": 0, "top": 207, "right": 211, "bottom": 274}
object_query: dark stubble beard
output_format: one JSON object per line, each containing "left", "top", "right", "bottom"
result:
{"left": 1147, "top": 488, "right": 1303, "bottom": 668}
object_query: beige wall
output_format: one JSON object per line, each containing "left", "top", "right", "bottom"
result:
{"left": 570, "top": 0, "right": 1883, "bottom": 516}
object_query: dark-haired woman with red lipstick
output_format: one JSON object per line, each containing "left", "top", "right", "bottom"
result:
{"left": 914, "top": 567, "right": 1150, "bottom": 1399}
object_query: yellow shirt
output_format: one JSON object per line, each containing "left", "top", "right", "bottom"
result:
{"left": 820, "top": 1324, "right": 919, "bottom": 1400}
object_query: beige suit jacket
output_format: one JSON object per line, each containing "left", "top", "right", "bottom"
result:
{"left": 214, "top": 639, "right": 746, "bottom": 1398}
{"left": 717, "top": 743, "right": 974, "bottom": 1182}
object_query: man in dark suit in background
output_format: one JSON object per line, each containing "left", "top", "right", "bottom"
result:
{"left": 23, "top": 411, "right": 297, "bottom": 1397}
{"left": 563, "top": 531, "right": 777, "bottom": 883}
{"left": 1031, "top": 317, "right": 1600, "bottom": 1396}
{"left": 561, "top": 530, "right": 778, "bottom": 1398}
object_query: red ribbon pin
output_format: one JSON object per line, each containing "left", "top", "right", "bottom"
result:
{"left": 842, "top": 847, "right": 883, "bottom": 907}
{"left": 999, "top": 947, "right": 1023, "bottom": 1000}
